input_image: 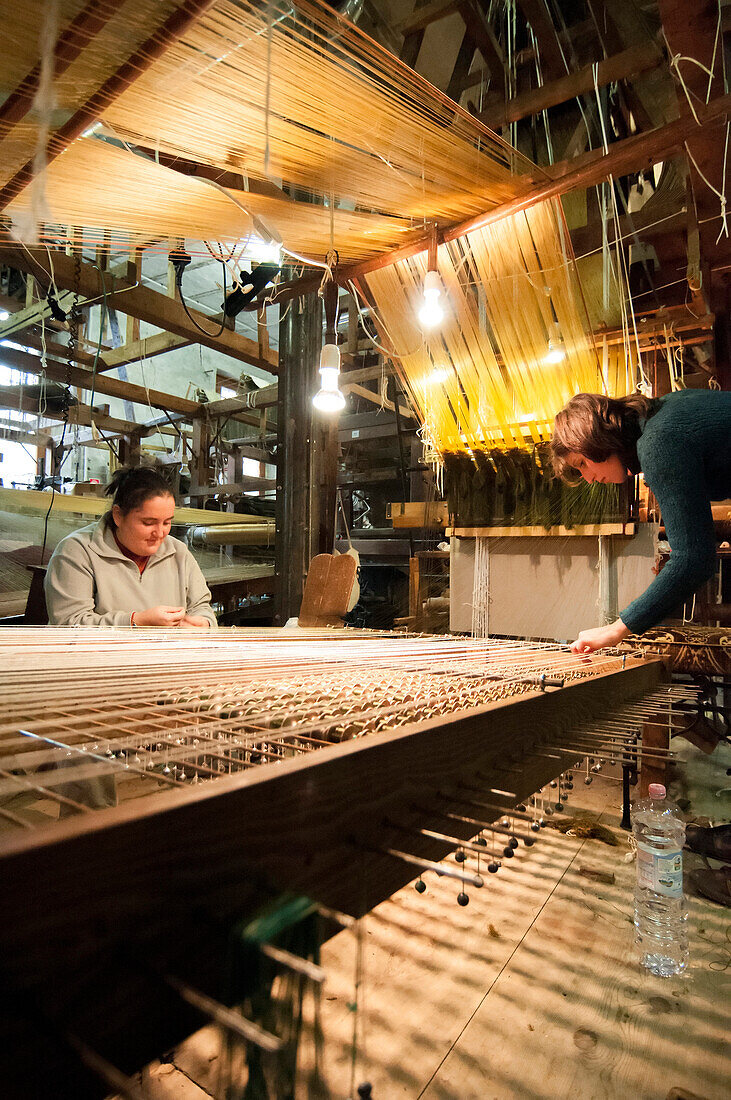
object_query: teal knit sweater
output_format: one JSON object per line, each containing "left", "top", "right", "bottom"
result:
{"left": 620, "top": 388, "right": 731, "bottom": 634}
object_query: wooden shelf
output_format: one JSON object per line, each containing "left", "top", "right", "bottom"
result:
{"left": 446, "top": 523, "right": 636, "bottom": 538}
{"left": 388, "top": 501, "right": 448, "bottom": 528}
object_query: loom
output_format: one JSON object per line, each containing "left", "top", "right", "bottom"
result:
{"left": 0, "top": 625, "right": 695, "bottom": 1098}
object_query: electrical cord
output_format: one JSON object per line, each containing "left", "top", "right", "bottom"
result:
{"left": 40, "top": 254, "right": 81, "bottom": 566}
{"left": 87, "top": 261, "right": 109, "bottom": 414}
{"left": 172, "top": 248, "right": 228, "bottom": 337}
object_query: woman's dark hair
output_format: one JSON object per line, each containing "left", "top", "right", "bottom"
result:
{"left": 104, "top": 465, "right": 174, "bottom": 522}
{"left": 551, "top": 392, "right": 656, "bottom": 483}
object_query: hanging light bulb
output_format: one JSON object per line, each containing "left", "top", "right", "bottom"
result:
{"left": 313, "top": 342, "right": 345, "bottom": 413}
{"left": 427, "top": 364, "right": 449, "bottom": 385}
{"left": 418, "top": 268, "right": 445, "bottom": 329}
{"left": 545, "top": 321, "right": 566, "bottom": 364}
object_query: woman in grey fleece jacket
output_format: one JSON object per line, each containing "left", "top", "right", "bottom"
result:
{"left": 45, "top": 466, "right": 217, "bottom": 629}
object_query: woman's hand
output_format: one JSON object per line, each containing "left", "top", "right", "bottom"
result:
{"left": 570, "top": 618, "right": 629, "bottom": 655}
{"left": 180, "top": 615, "right": 211, "bottom": 630}
{"left": 133, "top": 606, "right": 185, "bottom": 628}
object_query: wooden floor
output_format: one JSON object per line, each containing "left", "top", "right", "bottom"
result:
{"left": 119, "top": 741, "right": 731, "bottom": 1100}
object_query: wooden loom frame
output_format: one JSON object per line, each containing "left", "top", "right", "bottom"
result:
{"left": 0, "top": 655, "right": 665, "bottom": 1095}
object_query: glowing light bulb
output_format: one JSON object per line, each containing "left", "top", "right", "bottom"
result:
{"left": 312, "top": 345, "right": 346, "bottom": 413}
{"left": 545, "top": 342, "right": 565, "bottom": 364}
{"left": 313, "top": 385, "right": 346, "bottom": 412}
{"left": 418, "top": 269, "right": 445, "bottom": 329}
{"left": 248, "top": 238, "right": 282, "bottom": 264}
{"left": 545, "top": 322, "right": 566, "bottom": 364}
{"left": 428, "top": 366, "right": 449, "bottom": 384}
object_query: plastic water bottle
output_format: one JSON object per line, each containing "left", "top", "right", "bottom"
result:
{"left": 632, "top": 782, "right": 688, "bottom": 977}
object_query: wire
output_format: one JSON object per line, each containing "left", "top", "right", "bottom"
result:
{"left": 176, "top": 259, "right": 228, "bottom": 337}
{"left": 87, "top": 262, "right": 109, "bottom": 414}
{"left": 40, "top": 419, "right": 67, "bottom": 566}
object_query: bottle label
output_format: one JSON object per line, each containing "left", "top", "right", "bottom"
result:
{"left": 636, "top": 842, "right": 683, "bottom": 898}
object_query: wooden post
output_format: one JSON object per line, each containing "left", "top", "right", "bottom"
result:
{"left": 126, "top": 249, "right": 142, "bottom": 344}
{"left": 315, "top": 276, "right": 340, "bottom": 556}
{"left": 640, "top": 718, "right": 670, "bottom": 797}
{"left": 409, "top": 556, "right": 421, "bottom": 623}
{"left": 257, "top": 306, "right": 269, "bottom": 360}
{"left": 347, "top": 292, "right": 359, "bottom": 356}
{"left": 189, "top": 418, "right": 212, "bottom": 505}
{"left": 37, "top": 440, "right": 53, "bottom": 485}
{"left": 274, "top": 281, "right": 322, "bottom": 624}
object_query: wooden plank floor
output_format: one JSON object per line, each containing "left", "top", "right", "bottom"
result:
{"left": 118, "top": 742, "right": 731, "bottom": 1100}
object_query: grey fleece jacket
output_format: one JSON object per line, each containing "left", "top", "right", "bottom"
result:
{"left": 44, "top": 518, "right": 217, "bottom": 628}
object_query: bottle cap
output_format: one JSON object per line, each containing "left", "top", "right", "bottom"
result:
{"left": 648, "top": 783, "right": 666, "bottom": 799}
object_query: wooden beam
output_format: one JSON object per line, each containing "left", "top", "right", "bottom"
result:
{"left": 0, "top": 386, "right": 139, "bottom": 434}
{"left": 514, "top": 0, "right": 566, "bottom": 79}
{"left": 131, "top": 146, "right": 292, "bottom": 202}
{"left": 217, "top": 442, "right": 273, "bottom": 463}
{"left": 343, "top": 381, "right": 415, "bottom": 419}
{"left": 0, "top": 425, "right": 52, "bottom": 448}
{"left": 1, "top": 338, "right": 272, "bottom": 429}
{"left": 476, "top": 41, "right": 663, "bottom": 130}
{"left": 0, "top": 486, "right": 256, "bottom": 524}
{"left": 0, "top": 290, "right": 78, "bottom": 341}
{"left": 0, "top": 342, "right": 200, "bottom": 417}
{"left": 200, "top": 384, "right": 279, "bottom": 417}
{"left": 587, "top": 0, "right": 655, "bottom": 132}
{"left": 447, "top": 28, "right": 478, "bottom": 102}
{"left": 570, "top": 208, "right": 687, "bottom": 258}
{"left": 265, "top": 91, "right": 731, "bottom": 308}
{"left": 399, "top": 29, "right": 424, "bottom": 68}
{"left": 0, "top": 244, "right": 279, "bottom": 372}
{"left": 397, "top": 0, "right": 461, "bottom": 35}
{"left": 452, "top": 16, "right": 597, "bottom": 96}
{"left": 11, "top": 332, "right": 98, "bottom": 368}
{"left": 192, "top": 478, "right": 276, "bottom": 496}
{"left": 658, "top": 0, "right": 727, "bottom": 308}
{"left": 99, "top": 331, "right": 191, "bottom": 372}
{"left": 457, "top": 1, "right": 506, "bottom": 79}
{"left": 341, "top": 362, "right": 396, "bottom": 385}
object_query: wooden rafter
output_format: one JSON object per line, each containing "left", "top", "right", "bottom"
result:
{"left": 0, "top": 385, "right": 140, "bottom": 435}
{"left": 1, "top": 342, "right": 276, "bottom": 433}
{"left": 0, "top": 342, "right": 198, "bottom": 417}
{"left": 475, "top": 40, "right": 664, "bottom": 130}
{"left": 397, "top": 0, "right": 461, "bottom": 36}
{"left": 658, "top": 0, "right": 729, "bottom": 301}
{"left": 515, "top": 0, "right": 566, "bottom": 79}
{"left": 457, "top": 1, "right": 506, "bottom": 80}
{"left": 585, "top": 0, "right": 655, "bottom": 132}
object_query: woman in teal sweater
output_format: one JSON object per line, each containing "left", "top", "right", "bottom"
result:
{"left": 551, "top": 388, "right": 731, "bottom": 654}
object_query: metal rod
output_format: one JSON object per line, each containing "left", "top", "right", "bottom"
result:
{"left": 65, "top": 1035, "right": 148, "bottom": 1100}
{"left": 557, "top": 737, "right": 674, "bottom": 760}
{"left": 360, "top": 844, "right": 483, "bottom": 886}
{"left": 164, "top": 974, "right": 283, "bottom": 1050}
{"left": 434, "top": 805, "right": 534, "bottom": 843}
{"left": 390, "top": 820, "right": 500, "bottom": 856}
{"left": 454, "top": 785, "right": 536, "bottom": 820}
{"left": 259, "top": 943, "right": 326, "bottom": 984}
